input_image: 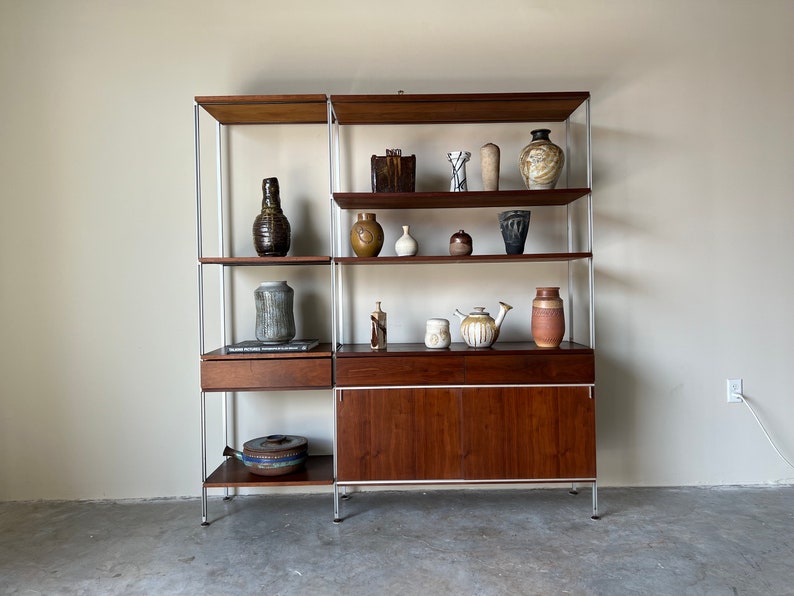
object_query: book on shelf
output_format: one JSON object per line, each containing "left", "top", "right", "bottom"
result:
{"left": 225, "top": 339, "right": 320, "bottom": 353}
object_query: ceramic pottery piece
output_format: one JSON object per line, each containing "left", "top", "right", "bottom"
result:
{"left": 371, "top": 149, "right": 416, "bottom": 192}
{"left": 424, "top": 318, "right": 451, "bottom": 349}
{"left": 254, "top": 281, "right": 296, "bottom": 344}
{"left": 223, "top": 434, "right": 308, "bottom": 476}
{"left": 480, "top": 143, "right": 500, "bottom": 191}
{"left": 453, "top": 302, "right": 512, "bottom": 348}
{"left": 498, "top": 210, "right": 531, "bottom": 255}
{"left": 449, "top": 229, "right": 473, "bottom": 256}
{"left": 531, "top": 286, "right": 565, "bottom": 348}
{"left": 253, "top": 177, "right": 291, "bottom": 256}
{"left": 395, "top": 225, "right": 418, "bottom": 256}
{"left": 350, "top": 212, "right": 384, "bottom": 257}
{"left": 447, "top": 151, "right": 471, "bottom": 192}
{"left": 370, "top": 301, "right": 387, "bottom": 350}
{"left": 519, "top": 129, "right": 565, "bottom": 190}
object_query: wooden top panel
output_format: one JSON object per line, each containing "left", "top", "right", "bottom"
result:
{"left": 194, "top": 92, "right": 590, "bottom": 125}
{"left": 195, "top": 94, "right": 328, "bottom": 124}
{"left": 330, "top": 92, "right": 590, "bottom": 125}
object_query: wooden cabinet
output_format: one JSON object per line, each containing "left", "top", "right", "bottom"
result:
{"left": 336, "top": 386, "right": 595, "bottom": 484}
{"left": 461, "top": 386, "right": 595, "bottom": 480}
{"left": 336, "top": 388, "right": 463, "bottom": 481}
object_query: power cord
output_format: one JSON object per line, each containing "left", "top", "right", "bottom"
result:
{"left": 734, "top": 391, "right": 794, "bottom": 469}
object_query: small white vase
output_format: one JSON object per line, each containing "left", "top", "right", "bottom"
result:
{"left": 395, "top": 225, "right": 418, "bottom": 256}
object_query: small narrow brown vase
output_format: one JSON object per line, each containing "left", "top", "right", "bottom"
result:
{"left": 531, "top": 287, "right": 565, "bottom": 348}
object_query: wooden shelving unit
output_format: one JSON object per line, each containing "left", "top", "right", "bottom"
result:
{"left": 194, "top": 91, "right": 597, "bottom": 525}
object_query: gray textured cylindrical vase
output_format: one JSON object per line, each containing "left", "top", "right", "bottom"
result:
{"left": 254, "top": 281, "right": 296, "bottom": 344}
{"left": 480, "top": 143, "right": 500, "bottom": 191}
{"left": 498, "top": 210, "right": 531, "bottom": 255}
{"left": 447, "top": 151, "right": 471, "bottom": 191}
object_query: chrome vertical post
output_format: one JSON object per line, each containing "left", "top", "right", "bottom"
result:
{"left": 591, "top": 480, "right": 600, "bottom": 520}
{"left": 586, "top": 97, "right": 595, "bottom": 348}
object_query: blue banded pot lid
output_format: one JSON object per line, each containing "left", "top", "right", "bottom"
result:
{"left": 243, "top": 434, "right": 308, "bottom": 455}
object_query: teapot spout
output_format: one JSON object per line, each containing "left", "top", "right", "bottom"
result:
{"left": 453, "top": 309, "right": 467, "bottom": 321}
{"left": 494, "top": 301, "right": 513, "bottom": 329}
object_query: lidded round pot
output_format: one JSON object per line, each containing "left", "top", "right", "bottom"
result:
{"left": 223, "top": 434, "right": 308, "bottom": 477}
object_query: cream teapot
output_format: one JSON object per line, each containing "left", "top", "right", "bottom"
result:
{"left": 453, "top": 302, "right": 512, "bottom": 348}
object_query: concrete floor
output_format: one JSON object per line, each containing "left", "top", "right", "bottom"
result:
{"left": 1, "top": 486, "right": 793, "bottom": 595}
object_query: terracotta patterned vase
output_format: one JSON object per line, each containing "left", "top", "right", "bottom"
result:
{"left": 531, "top": 287, "right": 565, "bottom": 348}
{"left": 350, "top": 213, "right": 384, "bottom": 257}
{"left": 519, "top": 129, "right": 565, "bottom": 190}
{"left": 252, "top": 177, "right": 291, "bottom": 256}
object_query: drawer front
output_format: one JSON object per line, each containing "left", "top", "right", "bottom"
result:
{"left": 335, "top": 355, "right": 465, "bottom": 387}
{"left": 464, "top": 353, "right": 594, "bottom": 385}
{"left": 201, "top": 358, "right": 332, "bottom": 391}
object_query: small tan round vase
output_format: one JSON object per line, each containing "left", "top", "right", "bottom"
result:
{"left": 531, "top": 287, "right": 565, "bottom": 348}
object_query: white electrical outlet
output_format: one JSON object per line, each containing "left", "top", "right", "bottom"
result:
{"left": 727, "top": 378, "right": 743, "bottom": 403}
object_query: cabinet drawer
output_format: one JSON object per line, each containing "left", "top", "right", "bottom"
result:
{"left": 336, "top": 355, "right": 465, "bottom": 387}
{"left": 464, "top": 353, "right": 594, "bottom": 385}
{"left": 201, "top": 357, "right": 332, "bottom": 391}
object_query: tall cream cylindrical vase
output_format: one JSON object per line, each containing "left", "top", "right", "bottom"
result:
{"left": 480, "top": 143, "right": 500, "bottom": 191}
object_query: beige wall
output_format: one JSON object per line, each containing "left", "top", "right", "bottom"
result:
{"left": 1, "top": 0, "right": 792, "bottom": 500}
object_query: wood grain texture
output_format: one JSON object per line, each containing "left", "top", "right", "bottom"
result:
{"left": 335, "top": 355, "right": 465, "bottom": 387}
{"left": 336, "top": 388, "right": 463, "bottom": 481}
{"left": 200, "top": 358, "right": 332, "bottom": 391}
{"left": 461, "top": 386, "right": 595, "bottom": 479}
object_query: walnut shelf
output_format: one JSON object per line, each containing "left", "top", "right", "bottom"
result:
{"left": 199, "top": 256, "right": 331, "bottom": 266}
{"left": 329, "top": 92, "right": 590, "bottom": 125}
{"left": 204, "top": 455, "right": 334, "bottom": 488}
{"left": 334, "top": 253, "right": 592, "bottom": 265}
{"left": 333, "top": 189, "right": 591, "bottom": 210}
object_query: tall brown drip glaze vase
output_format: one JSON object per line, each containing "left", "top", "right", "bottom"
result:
{"left": 531, "top": 287, "right": 565, "bottom": 348}
{"left": 253, "top": 177, "right": 291, "bottom": 256}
